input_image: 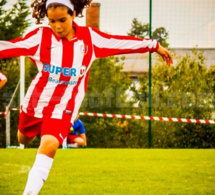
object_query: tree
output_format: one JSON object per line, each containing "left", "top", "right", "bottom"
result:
{"left": 128, "top": 18, "right": 169, "bottom": 47}
{"left": 0, "top": 0, "right": 30, "bottom": 40}
{"left": 207, "top": 65, "right": 215, "bottom": 93}
{"left": 0, "top": 0, "right": 30, "bottom": 148}
{"left": 132, "top": 49, "right": 215, "bottom": 148}
{"left": 127, "top": 18, "right": 149, "bottom": 39}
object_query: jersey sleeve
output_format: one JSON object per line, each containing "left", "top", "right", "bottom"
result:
{"left": 89, "top": 27, "right": 159, "bottom": 58}
{"left": 0, "top": 28, "right": 41, "bottom": 59}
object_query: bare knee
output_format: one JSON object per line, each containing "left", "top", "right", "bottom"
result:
{"left": 38, "top": 135, "right": 59, "bottom": 158}
{"left": 74, "top": 137, "right": 84, "bottom": 146}
{"left": 17, "top": 131, "right": 34, "bottom": 145}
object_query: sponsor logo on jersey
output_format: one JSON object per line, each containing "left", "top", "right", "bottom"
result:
{"left": 79, "top": 65, "right": 87, "bottom": 77}
{"left": 48, "top": 77, "right": 78, "bottom": 85}
{"left": 43, "top": 63, "right": 87, "bottom": 78}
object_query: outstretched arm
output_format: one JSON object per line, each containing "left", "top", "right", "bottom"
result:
{"left": 90, "top": 27, "right": 173, "bottom": 65}
{"left": 156, "top": 44, "right": 173, "bottom": 66}
{"left": 90, "top": 27, "right": 159, "bottom": 58}
{"left": 0, "top": 28, "right": 40, "bottom": 59}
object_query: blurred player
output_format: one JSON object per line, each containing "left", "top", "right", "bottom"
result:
{"left": 62, "top": 114, "right": 87, "bottom": 148}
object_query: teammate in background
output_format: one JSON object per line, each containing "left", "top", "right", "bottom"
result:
{"left": 0, "top": 71, "right": 7, "bottom": 89}
{"left": 62, "top": 114, "right": 87, "bottom": 148}
{"left": 0, "top": 0, "right": 173, "bottom": 194}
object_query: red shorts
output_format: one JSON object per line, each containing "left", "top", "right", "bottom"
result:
{"left": 18, "top": 111, "right": 71, "bottom": 145}
{"left": 67, "top": 135, "right": 79, "bottom": 144}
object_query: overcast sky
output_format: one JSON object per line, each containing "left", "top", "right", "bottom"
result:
{"left": 4, "top": 0, "right": 215, "bottom": 48}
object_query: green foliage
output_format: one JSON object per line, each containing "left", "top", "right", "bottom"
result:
{"left": 207, "top": 65, "right": 215, "bottom": 93}
{"left": 0, "top": 0, "right": 30, "bottom": 40}
{"left": 132, "top": 49, "right": 215, "bottom": 148}
{"left": 152, "top": 27, "right": 169, "bottom": 47}
{"left": 127, "top": 18, "right": 169, "bottom": 47}
{"left": 0, "top": 0, "right": 30, "bottom": 148}
{"left": 127, "top": 18, "right": 149, "bottom": 39}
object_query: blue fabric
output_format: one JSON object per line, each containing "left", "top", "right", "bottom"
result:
{"left": 71, "top": 119, "right": 85, "bottom": 135}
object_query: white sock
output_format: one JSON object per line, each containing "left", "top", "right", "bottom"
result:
{"left": 23, "top": 154, "right": 53, "bottom": 195}
{"left": 62, "top": 137, "right": 67, "bottom": 149}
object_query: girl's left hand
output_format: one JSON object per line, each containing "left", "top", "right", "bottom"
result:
{"left": 156, "top": 45, "right": 173, "bottom": 66}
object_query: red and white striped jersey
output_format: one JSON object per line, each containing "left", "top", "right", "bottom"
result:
{"left": 0, "top": 71, "right": 7, "bottom": 81}
{"left": 0, "top": 22, "right": 158, "bottom": 123}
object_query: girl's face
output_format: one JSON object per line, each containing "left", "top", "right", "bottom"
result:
{"left": 47, "top": 6, "right": 75, "bottom": 40}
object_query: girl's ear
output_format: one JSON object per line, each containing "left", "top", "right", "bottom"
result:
{"left": 73, "top": 10, "right": 76, "bottom": 18}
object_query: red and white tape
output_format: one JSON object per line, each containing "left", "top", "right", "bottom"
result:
{"left": 1, "top": 109, "right": 214, "bottom": 124}
{"left": 0, "top": 107, "right": 20, "bottom": 117}
{"left": 10, "top": 108, "right": 20, "bottom": 111}
{"left": 79, "top": 112, "right": 215, "bottom": 124}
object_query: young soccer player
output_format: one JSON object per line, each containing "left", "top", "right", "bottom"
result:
{"left": 0, "top": 71, "right": 7, "bottom": 89}
{"left": 0, "top": 0, "right": 173, "bottom": 194}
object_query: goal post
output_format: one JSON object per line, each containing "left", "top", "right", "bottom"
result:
{"left": 19, "top": 56, "right": 25, "bottom": 149}
{"left": 20, "top": 56, "right": 25, "bottom": 106}
{"left": 5, "top": 56, "right": 25, "bottom": 148}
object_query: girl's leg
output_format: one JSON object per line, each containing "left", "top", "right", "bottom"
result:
{"left": 23, "top": 135, "right": 59, "bottom": 195}
{"left": 17, "top": 130, "right": 35, "bottom": 145}
{"left": 37, "top": 135, "right": 59, "bottom": 158}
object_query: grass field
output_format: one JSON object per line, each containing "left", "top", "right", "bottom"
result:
{"left": 0, "top": 149, "right": 215, "bottom": 195}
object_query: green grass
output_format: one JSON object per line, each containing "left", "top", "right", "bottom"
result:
{"left": 0, "top": 149, "right": 215, "bottom": 195}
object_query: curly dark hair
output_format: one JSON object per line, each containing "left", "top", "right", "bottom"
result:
{"left": 31, "top": 0, "right": 92, "bottom": 24}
